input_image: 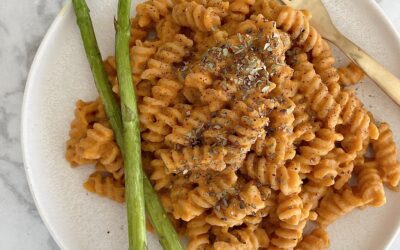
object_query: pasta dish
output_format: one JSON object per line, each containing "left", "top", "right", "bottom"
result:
{"left": 65, "top": 0, "right": 400, "bottom": 249}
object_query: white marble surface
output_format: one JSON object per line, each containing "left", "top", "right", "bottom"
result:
{"left": 0, "top": 0, "right": 399, "bottom": 249}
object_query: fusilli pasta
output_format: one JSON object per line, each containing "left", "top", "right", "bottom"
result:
{"left": 372, "top": 122, "right": 400, "bottom": 189}
{"left": 65, "top": 1, "right": 400, "bottom": 248}
{"left": 317, "top": 187, "right": 364, "bottom": 227}
{"left": 338, "top": 62, "right": 365, "bottom": 86}
{"left": 83, "top": 171, "right": 125, "bottom": 203}
{"left": 296, "top": 227, "right": 330, "bottom": 250}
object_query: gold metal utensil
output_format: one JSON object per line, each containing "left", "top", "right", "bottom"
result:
{"left": 279, "top": 0, "right": 400, "bottom": 106}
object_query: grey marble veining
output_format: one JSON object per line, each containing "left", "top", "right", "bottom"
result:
{"left": 0, "top": 1, "right": 66, "bottom": 249}
{"left": 0, "top": 0, "right": 399, "bottom": 249}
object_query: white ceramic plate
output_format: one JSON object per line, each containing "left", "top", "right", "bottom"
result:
{"left": 22, "top": 0, "right": 400, "bottom": 249}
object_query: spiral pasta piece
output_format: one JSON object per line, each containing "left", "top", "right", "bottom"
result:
{"left": 229, "top": 99, "right": 270, "bottom": 148}
{"left": 317, "top": 187, "right": 364, "bottom": 227}
{"left": 327, "top": 147, "right": 357, "bottom": 165}
{"left": 66, "top": 99, "right": 106, "bottom": 166}
{"left": 159, "top": 145, "right": 228, "bottom": 173}
{"left": 372, "top": 122, "right": 400, "bottom": 189}
{"left": 213, "top": 225, "right": 270, "bottom": 249}
{"left": 189, "top": 0, "right": 230, "bottom": 19}
{"left": 149, "top": 158, "right": 172, "bottom": 190}
{"left": 242, "top": 204, "right": 272, "bottom": 227}
{"left": 202, "top": 98, "right": 270, "bottom": 169}
{"left": 292, "top": 53, "right": 341, "bottom": 128}
{"left": 354, "top": 161, "right": 386, "bottom": 207}
{"left": 205, "top": 183, "right": 266, "bottom": 227}
{"left": 211, "top": 226, "right": 243, "bottom": 248}
{"left": 74, "top": 123, "right": 124, "bottom": 180}
{"left": 186, "top": 215, "right": 211, "bottom": 250}
{"left": 183, "top": 62, "right": 237, "bottom": 109}
{"left": 184, "top": 71, "right": 214, "bottom": 91}
{"left": 260, "top": 1, "right": 324, "bottom": 57}
{"left": 296, "top": 227, "right": 330, "bottom": 250}
{"left": 139, "top": 97, "right": 171, "bottom": 144}
{"left": 240, "top": 155, "right": 273, "bottom": 184}
{"left": 229, "top": 0, "right": 256, "bottom": 21}
{"left": 337, "top": 90, "right": 374, "bottom": 153}
{"left": 129, "top": 16, "right": 148, "bottom": 44}
{"left": 146, "top": 102, "right": 188, "bottom": 139}
{"left": 270, "top": 220, "right": 307, "bottom": 249}
{"left": 191, "top": 28, "right": 229, "bottom": 53}
{"left": 141, "top": 34, "right": 193, "bottom": 80}
{"left": 130, "top": 40, "right": 158, "bottom": 84}
{"left": 97, "top": 142, "right": 124, "bottom": 180}
{"left": 157, "top": 190, "right": 173, "bottom": 214}
{"left": 75, "top": 123, "right": 114, "bottom": 160}
{"left": 173, "top": 169, "right": 238, "bottom": 221}
{"left": 267, "top": 97, "right": 296, "bottom": 164}
{"left": 243, "top": 215, "right": 263, "bottom": 228}
{"left": 277, "top": 164, "right": 302, "bottom": 195}
{"left": 165, "top": 106, "right": 210, "bottom": 147}
{"left": 152, "top": 78, "right": 183, "bottom": 105}
{"left": 292, "top": 128, "right": 344, "bottom": 173}
{"left": 271, "top": 132, "right": 294, "bottom": 162}
{"left": 252, "top": 136, "right": 277, "bottom": 158}
{"left": 312, "top": 40, "right": 341, "bottom": 98}
{"left": 300, "top": 180, "right": 327, "bottom": 221}
{"left": 169, "top": 174, "right": 193, "bottom": 202}
{"left": 291, "top": 96, "right": 317, "bottom": 144}
{"left": 232, "top": 226, "right": 270, "bottom": 249}
{"left": 155, "top": 15, "right": 181, "bottom": 41}
{"left": 136, "top": 0, "right": 173, "bottom": 27}
{"left": 172, "top": 1, "right": 221, "bottom": 32}
{"left": 276, "top": 192, "right": 303, "bottom": 225}
{"left": 140, "top": 58, "right": 174, "bottom": 80}
{"left": 241, "top": 153, "right": 302, "bottom": 195}
{"left": 309, "top": 158, "right": 338, "bottom": 187}
{"left": 274, "top": 79, "right": 299, "bottom": 99}
{"left": 338, "top": 62, "right": 364, "bottom": 86}
{"left": 257, "top": 1, "right": 306, "bottom": 39}
{"left": 84, "top": 171, "right": 125, "bottom": 203}
{"left": 156, "top": 34, "right": 194, "bottom": 64}
{"left": 320, "top": 148, "right": 355, "bottom": 190}
{"left": 200, "top": 82, "right": 231, "bottom": 112}
{"left": 334, "top": 162, "right": 354, "bottom": 190}
{"left": 337, "top": 89, "right": 361, "bottom": 124}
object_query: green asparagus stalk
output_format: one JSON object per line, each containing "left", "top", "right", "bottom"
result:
{"left": 72, "top": 1, "right": 184, "bottom": 249}
{"left": 71, "top": 0, "right": 124, "bottom": 149}
{"left": 115, "top": 0, "right": 146, "bottom": 249}
{"left": 144, "top": 184, "right": 184, "bottom": 250}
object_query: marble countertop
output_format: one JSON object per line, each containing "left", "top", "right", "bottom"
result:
{"left": 0, "top": 0, "right": 399, "bottom": 249}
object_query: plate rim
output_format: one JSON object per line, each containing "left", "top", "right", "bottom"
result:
{"left": 365, "top": 2, "right": 400, "bottom": 248}
{"left": 21, "top": 2, "right": 74, "bottom": 249}
{"left": 20, "top": 0, "right": 400, "bottom": 249}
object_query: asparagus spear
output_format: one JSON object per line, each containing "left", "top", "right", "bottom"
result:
{"left": 115, "top": 0, "right": 146, "bottom": 249}
{"left": 72, "top": 1, "right": 184, "bottom": 249}
{"left": 71, "top": 0, "right": 124, "bottom": 148}
{"left": 143, "top": 177, "right": 183, "bottom": 250}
